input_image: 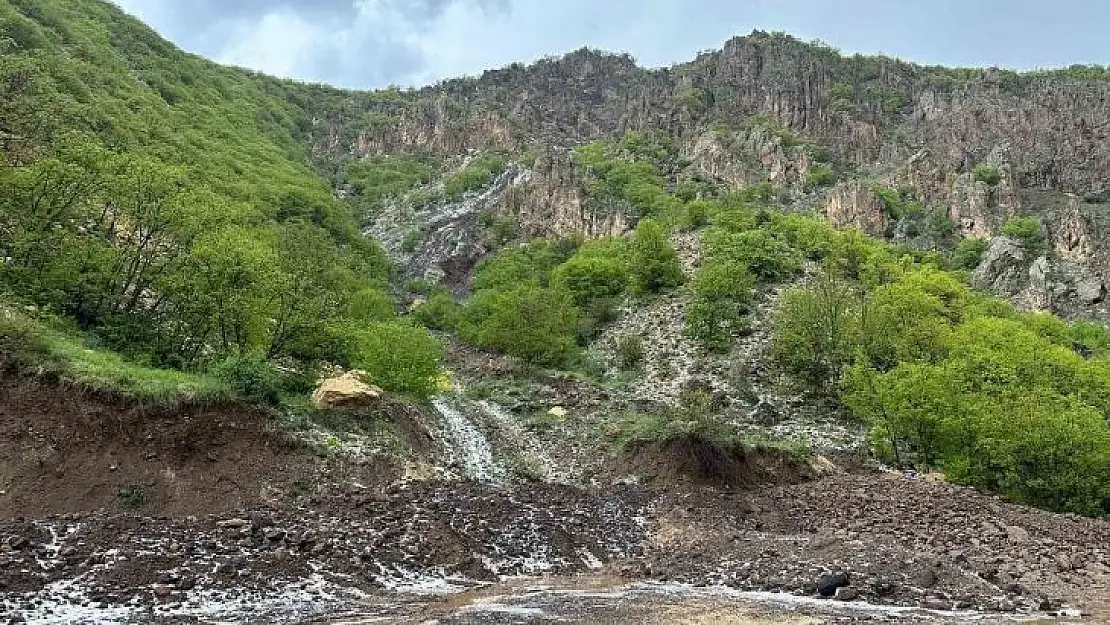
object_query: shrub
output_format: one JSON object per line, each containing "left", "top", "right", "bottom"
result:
{"left": 844, "top": 317, "right": 1110, "bottom": 516}
{"left": 444, "top": 153, "right": 507, "bottom": 199}
{"left": 704, "top": 228, "right": 802, "bottom": 284}
{"left": 343, "top": 321, "right": 444, "bottom": 397}
{"left": 869, "top": 182, "right": 904, "bottom": 219}
{"left": 1000, "top": 216, "right": 1045, "bottom": 254}
{"left": 459, "top": 286, "right": 581, "bottom": 367}
{"left": 118, "top": 486, "right": 148, "bottom": 509}
{"left": 973, "top": 163, "right": 1001, "bottom": 185}
{"left": 347, "top": 288, "right": 396, "bottom": 323}
{"left": 210, "top": 355, "right": 283, "bottom": 405}
{"left": 682, "top": 200, "right": 715, "bottom": 230}
{"left": 401, "top": 229, "right": 421, "bottom": 253}
{"left": 615, "top": 333, "right": 645, "bottom": 369}
{"left": 552, "top": 255, "right": 629, "bottom": 308}
{"left": 952, "top": 237, "right": 989, "bottom": 270}
{"left": 685, "top": 261, "right": 755, "bottom": 352}
{"left": 772, "top": 274, "right": 860, "bottom": 390}
{"left": 629, "top": 219, "right": 684, "bottom": 293}
{"left": 805, "top": 162, "right": 837, "bottom": 189}
{"left": 412, "top": 292, "right": 461, "bottom": 332}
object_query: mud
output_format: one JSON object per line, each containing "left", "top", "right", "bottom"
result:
{"left": 0, "top": 377, "right": 318, "bottom": 519}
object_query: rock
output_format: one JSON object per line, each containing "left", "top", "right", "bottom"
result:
{"left": 972, "top": 237, "right": 1027, "bottom": 296}
{"left": 913, "top": 566, "right": 939, "bottom": 588}
{"left": 1005, "top": 525, "right": 1030, "bottom": 543}
{"left": 833, "top": 586, "right": 859, "bottom": 601}
{"left": 217, "top": 519, "right": 249, "bottom": 529}
{"left": 1077, "top": 278, "right": 1105, "bottom": 304}
{"left": 1055, "top": 553, "right": 1074, "bottom": 571}
{"left": 816, "top": 570, "right": 850, "bottom": 597}
{"left": 311, "top": 370, "right": 383, "bottom": 409}
{"left": 151, "top": 584, "right": 172, "bottom": 598}
{"left": 871, "top": 576, "right": 898, "bottom": 596}
{"left": 249, "top": 511, "right": 274, "bottom": 530}
{"left": 547, "top": 406, "right": 568, "bottom": 418}
{"left": 825, "top": 180, "right": 888, "bottom": 237}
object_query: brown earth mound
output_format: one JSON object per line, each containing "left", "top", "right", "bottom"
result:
{"left": 0, "top": 375, "right": 319, "bottom": 518}
{"left": 624, "top": 434, "right": 812, "bottom": 489}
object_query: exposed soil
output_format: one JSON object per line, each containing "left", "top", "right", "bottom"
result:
{"left": 623, "top": 435, "right": 812, "bottom": 489}
{"left": 2, "top": 376, "right": 1108, "bottom": 623}
{"left": 0, "top": 376, "right": 325, "bottom": 519}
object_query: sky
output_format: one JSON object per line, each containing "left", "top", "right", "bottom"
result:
{"left": 111, "top": 0, "right": 1110, "bottom": 90}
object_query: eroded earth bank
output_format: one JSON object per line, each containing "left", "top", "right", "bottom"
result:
{"left": 2, "top": 373, "right": 1108, "bottom": 625}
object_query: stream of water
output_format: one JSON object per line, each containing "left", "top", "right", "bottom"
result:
{"left": 431, "top": 395, "right": 504, "bottom": 483}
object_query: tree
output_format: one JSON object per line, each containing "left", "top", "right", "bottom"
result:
{"left": 685, "top": 260, "right": 755, "bottom": 352}
{"left": 629, "top": 219, "right": 683, "bottom": 293}
{"left": 343, "top": 321, "right": 444, "bottom": 397}
{"left": 459, "top": 285, "right": 581, "bottom": 366}
{"left": 552, "top": 254, "right": 629, "bottom": 307}
{"left": 773, "top": 273, "right": 860, "bottom": 390}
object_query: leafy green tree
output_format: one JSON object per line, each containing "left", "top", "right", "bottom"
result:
{"left": 773, "top": 273, "right": 860, "bottom": 390}
{"left": 459, "top": 285, "right": 581, "bottom": 366}
{"left": 629, "top": 219, "right": 683, "bottom": 293}
{"left": 704, "top": 228, "right": 802, "bottom": 284}
{"left": 342, "top": 321, "right": 444, "bottom": 397}
{"left": 552, "top": 254, "right": 629, "bottom": 308}
{"left": 685, "top": 261, "right": 755, "bottom": 352}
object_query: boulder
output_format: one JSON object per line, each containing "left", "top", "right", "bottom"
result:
{"left": 1077, "top": 278, "right": 1105, "bottom": 305}
{"left": 311, "top": 370, "right": 383, "bottom": 409}
{"left": 972, "top": 237, "right": 1027, "bottom": 295}
{"left": 816, "top": 570, "right": 850, "bottom": 597}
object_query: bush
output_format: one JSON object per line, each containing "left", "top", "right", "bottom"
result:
{"left": 704, "top": 228, "right": 802, "bottom": 284}
{"left": 1000, "top": 216, "right": 1045, "bottom": 254}
{"left": 459, "top": 286, "right": 581, "bottom": 367}
{"left": 952, "top": 237, "right": 989, "bottom": 270}
{"left": 210, "top": 355, "right": 283, "bottom": 405}
{"left": 552, "top": 255, "right": 629, "bottom": 308}
{"left": 615, "top": 333, "right": 645, "bottom": 369}
{"left": 682, "top": 200, "right": 714, "bottom": 230}
{"left": 973, "top": 163, "right": 1001, "bottom": 185}
{"left": 412, "top": 292, "right": 461, "bottom": 331}
{"left": 629, "top": 219, "right": 684, "bottom": 293}
{"left": 342, "top": 322, "right": 444, "bottom": 397}
{"left": 685, "top": 261, "right": 755, "bottom": 352}
{"left": 444, "top": 153, "right": 507, "bottom": 199}
{"left": 347, "top": 288, "right": 396, "bottom": 323}
{"left": 805, "top": 162, "right": 837, "bottom": 189}
{"left": 844, "top": 317, "right": 1110, "bottom": 516}
{"left": 401, "top": 230, "right": 421, "bottom": 253}
{"left": 869, "top": 182, "right": 904, "bottom": 219}
{"left": 773, "top": 274, "right": 860, "bottom": 390}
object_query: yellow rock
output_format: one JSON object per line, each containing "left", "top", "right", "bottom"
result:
{"left": 311, "top": 370, "right": 383, "bottom": 409}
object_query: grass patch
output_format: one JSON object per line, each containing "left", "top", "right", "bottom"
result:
{"left": 1, "top": 305, "right": 232, "bottom": 405}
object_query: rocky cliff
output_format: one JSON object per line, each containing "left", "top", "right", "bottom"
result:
{"left": 309, "top": 30, "right": 1110, "bottom": 318}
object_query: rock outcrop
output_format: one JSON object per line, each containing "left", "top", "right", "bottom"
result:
{"left": 825, "top": 180, "right": 887, "bottom": 236}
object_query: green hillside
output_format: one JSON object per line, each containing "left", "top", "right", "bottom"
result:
{"left": 0, "top": 0, "right": 439, "bottom": 398}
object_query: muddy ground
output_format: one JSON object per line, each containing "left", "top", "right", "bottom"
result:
{"left": 2, "top": 375, "right": 1109, "bottom": 624}
{"left": 2, "top": 474, "right": 1107, "bottom": 623}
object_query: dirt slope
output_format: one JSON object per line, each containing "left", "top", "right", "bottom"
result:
{"left": 0, "top": 376, "right": 318, "bottom": 518}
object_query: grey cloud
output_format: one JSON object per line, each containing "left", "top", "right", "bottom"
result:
{"left": 115, "top": 0, "right": 1110, "bottom": 90}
